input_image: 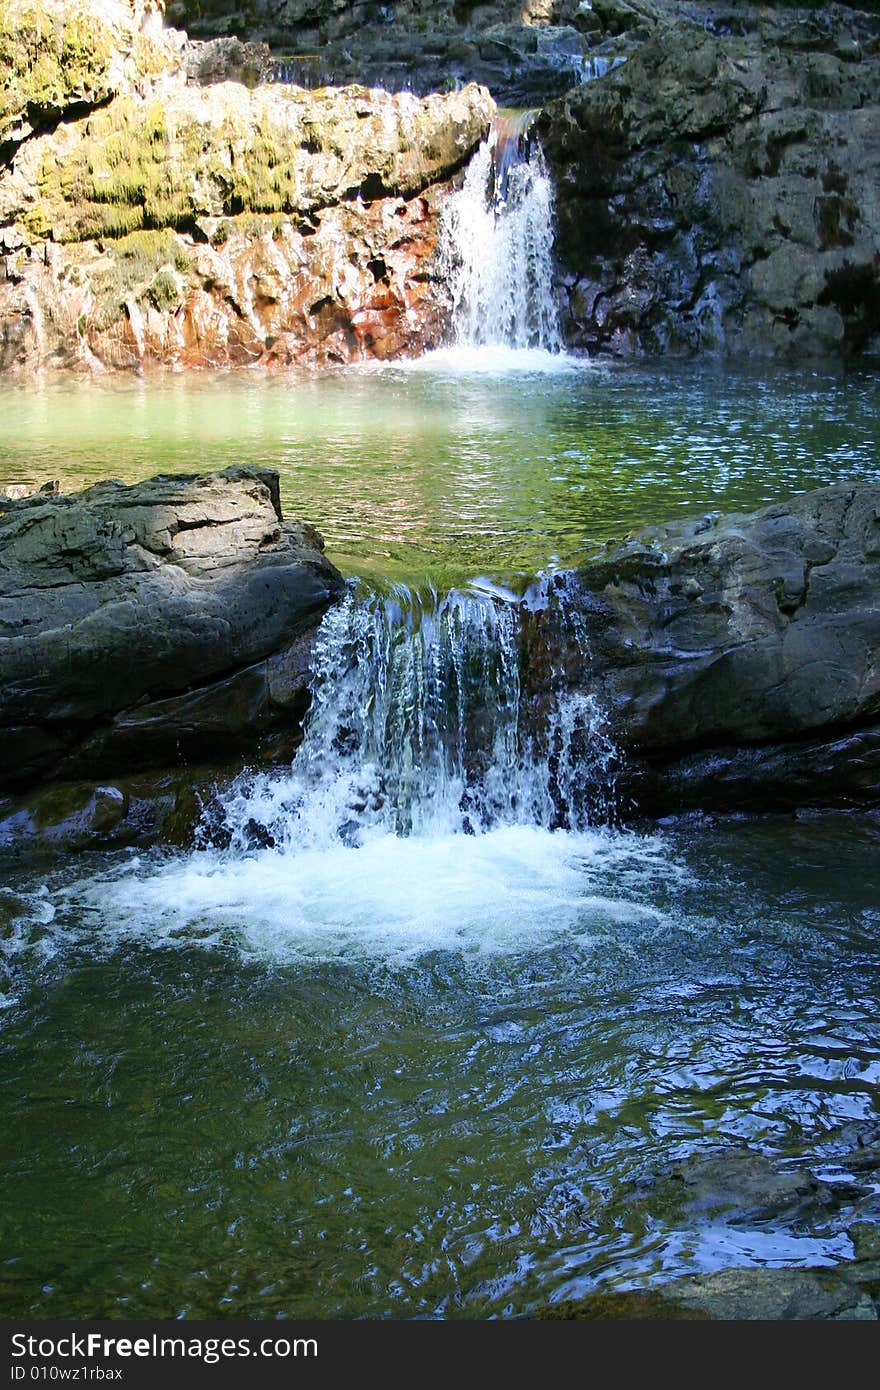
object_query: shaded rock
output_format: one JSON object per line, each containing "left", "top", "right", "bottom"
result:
{"left": 0, "top": 466, "right": 344, "bottom": 787}
{"left": 626, "top": 723, "right": 880, "bottom": 814}
{"left": 0, "top": 763, "right": 252, "bottom": 853}
{"left": 169, "top": 0, "right": 610, "bottom": 105}
{"left": 544, "top": 481, "right": 880, "bottom": 812}
{"left": 540, "top": 13, "right": 880, "bottom": 356}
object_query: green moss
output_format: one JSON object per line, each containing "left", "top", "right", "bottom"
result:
{"left": 0, "top": 1, "right": 118, "bottom": 146}
{"left": 24, "top": 90, "right": 318, "bottom": 243}
{"left": 15, "top": 74, "right": 482, "bottom": 246}
{"left": 85, "top": 229, "right": 190, "bottom": 330}
{"left": 237, "top": 212, "right": 288, "bottom": 240}
{"left": 143, "top": 269, "right": 180, "bottom": 311}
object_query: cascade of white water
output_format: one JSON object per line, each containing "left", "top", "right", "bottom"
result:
{"left": 204, "top": 581, "right": 618, "bottom": 852}
{"left": 437, "top": 114, "right": 563, "bottom": 352}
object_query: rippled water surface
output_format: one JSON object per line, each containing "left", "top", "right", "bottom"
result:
{"left": 2, "top": 816, "right": 879, "bottom": 1317}
{"left": 1, "top": 357, "right": 879, "bottom": 1318}
{"left": 2, "top": 359, "right": 878, "bottom": 585}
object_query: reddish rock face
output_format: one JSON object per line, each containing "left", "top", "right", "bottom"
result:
{"left": 0, "top": 58, "right": 493, "bottom": 375}
{"left": 0, "top": 190, "right": 449, "bottom": 374}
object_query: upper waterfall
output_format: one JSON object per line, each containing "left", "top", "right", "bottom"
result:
{"left": 437, "top": 112, "right": 563, "bottom": 354}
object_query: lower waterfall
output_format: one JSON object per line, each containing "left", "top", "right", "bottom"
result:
{"left": 207, "top": 580, "right": 619, "bottom": 852}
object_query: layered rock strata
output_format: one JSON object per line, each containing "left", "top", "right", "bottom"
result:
{"left": 0, "top": 466, "right": 345, "bottom": 789}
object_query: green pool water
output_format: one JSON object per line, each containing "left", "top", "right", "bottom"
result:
{"left": 2, "top": 357, "right": 877, "bottom": 587}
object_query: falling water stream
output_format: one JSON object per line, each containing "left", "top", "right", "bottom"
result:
{"left": 1, "top": 116, "right": 880, "bottom": 1318}
{"left": 436, "top": 112, "right": 563, "bottom": 356}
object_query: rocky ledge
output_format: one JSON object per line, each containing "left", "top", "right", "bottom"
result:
{"left": 540, "top": 2, "right": 880, "bottom": 357}
{"left": 0, "top": 0, "right": 493, "bottom": 374}
{"left": 539, "top": 479, "right": 880, "bottom": 813}
{"left": 173, "top": 0, "right": 615, "bottom": 107}
{"left": 0, "top": 467, "right": 345, "bottom": 804}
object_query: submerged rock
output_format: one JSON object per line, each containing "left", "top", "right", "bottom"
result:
{"left": 542, "top": 1267, "right": 877, "bottom": 1319}
{"left": 550, "top": 480, "right": 880, "bottom": 813}
{"left": 540, "top": 1134, "right": 880, "bottom": 1319}
{"left": 0, "top": 466, "right": 344, "bottom": 787}
{"left": 540, "top": 9, "right": 880, "bottom": 357}
{"left": 0, "top": 764, "right": 248, "bottom": 853}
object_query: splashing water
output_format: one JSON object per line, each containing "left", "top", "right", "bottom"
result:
{"left": 437, "top": 114, "right": 563, "bottom": 353}
{"left": 15, "top": 584, "right": 641, "bottom": 971}
{"left": 209, "top": 580, "right": 619, "bottom": 852}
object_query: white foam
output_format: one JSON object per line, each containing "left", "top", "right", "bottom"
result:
{"left": 59, "top": 825, "right": 674, "bottom": 966}
{"left": 395, "top": 345, "right": 590, "bottom": 376}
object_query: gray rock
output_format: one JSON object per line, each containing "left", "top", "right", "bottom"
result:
{"left": 647, "top": 1266, "right": 877, "bottom": 1320}
{"left": 662, "top": 1149, "right": 824, "bottom": 1221}
{"left": 0, "top": 467, "right": 344, "bottom": 787}
{"left": 540, "top": 1265, "right": 878, "bottom": 1319}
{"left": 548, "top": 481, "right": 880, "bottom": 812}
{"left": 184, "top": 36, "right": 274, "bottom": 87}
{"left": 540, "top": 15, "right": 880, "bottom": 357}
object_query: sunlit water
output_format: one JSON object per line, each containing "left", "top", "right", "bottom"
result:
{"left": 1, "top": 356, "right": 880, "bottom": 1318}
{"left": 1, "top": 360, "right": 878, "bottom": 587}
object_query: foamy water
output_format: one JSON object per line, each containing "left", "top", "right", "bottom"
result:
{"left": 51, "top": 824, "right": 677, "bottom": 967}
{"left": 396, "top": 345, "right": 590, "bottom": 375}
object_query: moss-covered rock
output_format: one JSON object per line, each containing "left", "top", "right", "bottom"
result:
{"left": 3, "top": 80, "right": 492, "bottom": 242}
{"left": 0, "top": 0, "right": 183, "bottom": 152}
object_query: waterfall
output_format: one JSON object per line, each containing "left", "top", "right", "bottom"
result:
{"left": 437, "top": 112, "right": 562, "bottom": 353}
{"left": 204, "top": 581, "right": 618, "bottom": 853}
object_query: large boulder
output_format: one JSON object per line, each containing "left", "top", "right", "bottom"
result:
{"left": 540, "top": 10, "right": 880, "bottom": 357}
{"left": 542, "top": 481, "right": 880, "bottom": 811}
{"left": 0, "top": 466, "right": 345, "bottom": 787}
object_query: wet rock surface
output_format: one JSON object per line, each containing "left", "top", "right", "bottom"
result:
{"left": 540, "top": 5, "right": 880, "bottom": 356}
{"left": 546, "top": 480, "right": 880, "bottom": 812}
{"left": 0, "top": 466, "right": 344, "bottom": 788}
{"left": 543, "top": 1267, "right": 878, "bottom": 1318}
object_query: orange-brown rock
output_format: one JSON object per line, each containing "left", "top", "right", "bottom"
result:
{"left": 0, "top": 17, "right": 493, "bottom": 375}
